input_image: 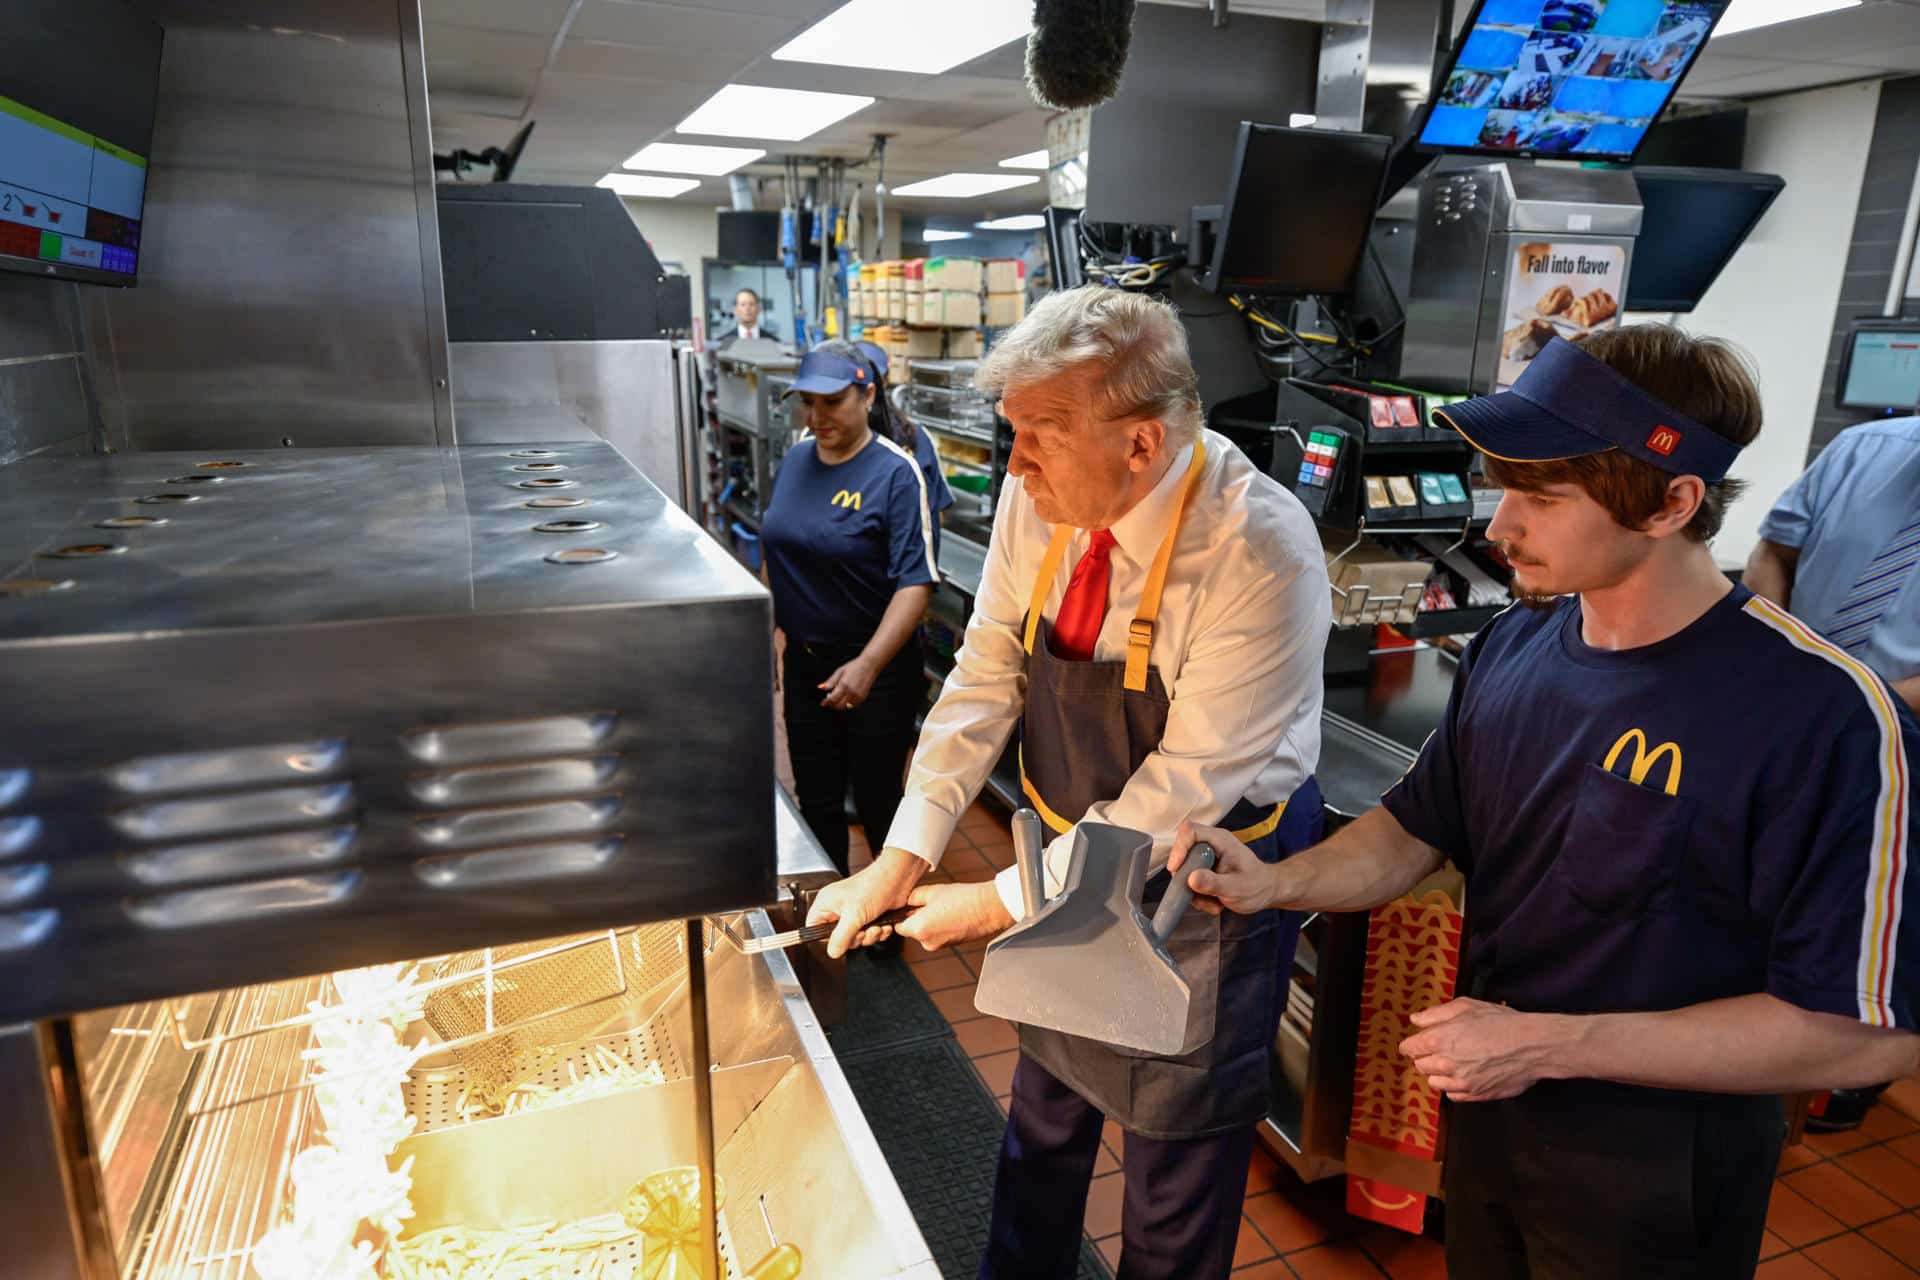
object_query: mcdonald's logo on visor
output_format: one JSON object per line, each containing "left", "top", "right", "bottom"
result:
{"left": 1646, "top": 426, "right": 1682, "bottom": 456}
{"left": 831, "top": 489, "right": 862, "bottom": 510}
{"left": 1604, "top": 728, "right": 1683, "bottom": 796}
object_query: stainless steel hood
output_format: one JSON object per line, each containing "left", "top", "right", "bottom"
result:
{"left": 0, "top": 439, "right": 774, "bottom": 1022}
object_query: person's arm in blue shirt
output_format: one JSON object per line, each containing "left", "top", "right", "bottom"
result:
{"left": 1746, "top": 436, "right": 1853, "bottom": 609}
{"left": 815, "top": 459, "right": 937, "bottom": 710}
{"left": 1168, "top": 618, "right": 1493, "bottom": 913}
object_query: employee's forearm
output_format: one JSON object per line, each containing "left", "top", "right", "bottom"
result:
{"left": 1742, "top": 540, "right": 1797, "bottom": 609}
{"left": 1547, "top": 993, "right": 1920, "bottom": 1094}
{"left": 1270, "top": 806, "right": 1444, "bottom": 913}
{"left": 861, "top": 585, "right": 932, "bottom": 669}
{"left": 1892, "top": 673, "right": 1920, "bottom": 716}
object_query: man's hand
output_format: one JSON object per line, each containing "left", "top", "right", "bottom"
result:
{"left": 818, "top": 655, "right": 879, "bottom": 710}
{"left": 897, "top": 881, "right": 1014, "bottom": 951}
{"left": 1400, "top": 998, "right": 1566, "bottom": 1103}
{"left": 1168, "top": 821, "right": 1279, "bottom": 916}
{"left": 806, "top": 848, "right": 929, "bottom": 958}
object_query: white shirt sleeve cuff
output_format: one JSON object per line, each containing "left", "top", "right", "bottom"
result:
{"left": 995, "top": 830, "right": 1078, "bottom": 921}
{"left": 995, "top": 865, "right": 1025, "bottom": 921}
{"left": 883, "top": 794, "right": 960, "bottom": 869}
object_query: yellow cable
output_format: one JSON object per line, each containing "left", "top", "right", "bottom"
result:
{"left": 1228, "top": 296, "right": 1341, "bottom": 345}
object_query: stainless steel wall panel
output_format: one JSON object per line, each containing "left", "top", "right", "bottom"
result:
{"left": 450, "top": 340, "right": 683, "bottom": 505}
{"left": 86, "top": 1, "right": 446, "bottom": 451}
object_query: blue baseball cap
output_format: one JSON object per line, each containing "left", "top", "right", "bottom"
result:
{"left": 1435, "top": 337, "right": 1743, "bottom": 483}
{"left": 783, "top": 349, "right": 873, "bottom": 398}
{"left": 855, "top": 340, "right": 890, "bottom": 379}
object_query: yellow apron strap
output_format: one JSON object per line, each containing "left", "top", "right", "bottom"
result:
{"left": 1124, "top": 437, "right": 1208, "bottom": 693}
{"left": 1230, "top": 800, "right": 1287, "bottom": 843}
{"left": 1017, "top": 745, "right": 1075, "bottom": 834}
{"left": 1022, "top": 748, "right": 1285, "bottom": 845}
{"left": 1024, "top": 525, "right": 1075, "bottom": 656}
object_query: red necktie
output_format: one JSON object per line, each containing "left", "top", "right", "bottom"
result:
{"left": 1051, "top": 529, "right": 1117, "bottom": 662}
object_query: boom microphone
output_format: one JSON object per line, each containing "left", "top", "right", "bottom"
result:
{"left": 1026, "top": 0, "right": 1137, "bottom": 111}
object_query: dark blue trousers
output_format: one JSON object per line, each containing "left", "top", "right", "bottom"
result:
{"left": 978, "top": 1054, "right": 1259, "bottom": 1280}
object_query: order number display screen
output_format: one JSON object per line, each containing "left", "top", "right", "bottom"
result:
{"left": 0, "top": 96, "right": 147, "bottom": 277}
{"left": 1841, "top": 329, "right": 1920, "bottom": 412}
{"left": 1417, "top": 0, "right": 1728, "bottom": 161}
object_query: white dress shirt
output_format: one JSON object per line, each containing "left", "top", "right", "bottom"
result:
{"left": 883, "top": 428, "right": 1331, "bottom": 919}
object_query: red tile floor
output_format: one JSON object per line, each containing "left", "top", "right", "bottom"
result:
{"left": 841, "top": 801, "right": 1920, "bottom": 1278}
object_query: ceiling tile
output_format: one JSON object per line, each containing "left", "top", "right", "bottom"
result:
{"left": 420, "top": 0, "right": 574, "bottom": 36}
{"left": 1706, "top": 2, "right": 1920, "bottom": 64}
{"left": 570, "top": 0, "right": 817, "bottom": 50}
{"left": 423, "top": 25, "right": 547, "bottom": 99}
{"left": 553, "top": 37, "right": 756, "bottom": 82}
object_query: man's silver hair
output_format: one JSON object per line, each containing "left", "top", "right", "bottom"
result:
{"left": 975, "top": 286, "right": 1204, "bottom": 442}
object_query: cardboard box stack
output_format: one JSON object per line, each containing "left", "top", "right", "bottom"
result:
{"left": 986, "top": 258, "right": 1026, "bottom": 328}
{"left": 904, "top": 259, "right": 926, "bottom": 326}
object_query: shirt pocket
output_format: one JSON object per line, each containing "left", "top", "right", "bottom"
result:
{"left": 1554, "top": 763, "right": 1697, "bottom": 918}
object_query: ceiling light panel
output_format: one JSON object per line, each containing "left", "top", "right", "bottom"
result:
{"left": 999, "top": 149, "right": 1049, "bottom": 170}
{"left": 923, "top": 229, "right": 973, "bottom": 241}
{"left": 892, "top": 173, "right": 1040, "bottom": 198}
{"left": 1711, "top": 0, "right": 1860, "bottom": 37}
{"left": 597, "top": 173, "right": 702, "bottom": 199}
{"left": 623, "top": 142, "right": 765, "bottom": 175}
{"left": 676, "top": 85, "right": 875, "bottom": 142}
{"left": 773, "top": 0, "right": 1031, "bottom": 74}
{"left": 975, "top": 214, "right": 1047, "bottom": 231}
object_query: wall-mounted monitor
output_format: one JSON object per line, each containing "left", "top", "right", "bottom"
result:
{"left": 1415, "top": 0, "right": 1728, "bottom": 163}
{"left": 0, "top": 0, "right": 163, "bottom": 286}
{"left": 1626, "top": 167, "right": 1783, "bottom": 313}
{"left": 1205, "top": 122, "right": 1393, "bottom": 297}
{"left": 1836, "top": 320, "right": 1920, "bottom": 415}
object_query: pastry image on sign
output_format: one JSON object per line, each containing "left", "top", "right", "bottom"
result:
{"left": 1503, "top": 318, "right": 1557, "bottom": 361}
{"left": 1566, "top": 288, "right": 1617, "bottom": 328}
{"left": 1498, "top": 240, "right": 1625, "bottom": 389}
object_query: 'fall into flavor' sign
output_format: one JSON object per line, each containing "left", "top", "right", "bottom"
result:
{"left": 1497, "top": 240, "right": 1624, "bottom": 390}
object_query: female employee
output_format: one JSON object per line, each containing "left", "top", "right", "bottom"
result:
{"left": 857, "top": 339, "right": 955, "bottom": 559}
{"left": 763, "top": 341, "right": 939, "bottom": 873}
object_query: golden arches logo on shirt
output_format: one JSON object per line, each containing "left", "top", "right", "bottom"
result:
{"left": 830, "top": 489, "right": 862, "bottom": 511}
{"left": 1603, "top": 728, "right": 1683, "bottom": 796}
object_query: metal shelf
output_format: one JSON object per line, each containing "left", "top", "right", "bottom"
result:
{"left": 937, "top": 536, "right": 986, "bottom": 599}
{"left": 913, "top": 414, "right": 995, "bottom": 447}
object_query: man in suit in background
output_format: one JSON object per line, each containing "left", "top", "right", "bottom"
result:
{"left": 722, "top": 288, "right": 778, "bottom": 345}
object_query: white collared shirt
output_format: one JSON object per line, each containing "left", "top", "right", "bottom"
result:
{"left": 884, "top": 428, "right": 1332, "bottom": 918}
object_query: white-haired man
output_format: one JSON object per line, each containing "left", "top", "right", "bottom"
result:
{"left": 807, "top": 286, "right": 1332, "bottom": 1278}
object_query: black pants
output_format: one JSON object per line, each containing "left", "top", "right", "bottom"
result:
{"left": 979, "top": 1054, "right": 1257, "bottom": 1280}
{"left": 1444, "top": 1081, "right": 1785, "bottom": 1279}
{"left": 782, "top": 639, "right": 924, "bottom": 875}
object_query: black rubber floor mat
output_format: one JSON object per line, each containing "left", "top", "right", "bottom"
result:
{"left": 823, "top": 948, "right": 956, "bottom": 1059}
{"left": 838, "top": 1036, "right": 1110, "bottom": 1280}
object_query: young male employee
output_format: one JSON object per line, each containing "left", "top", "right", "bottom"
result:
{"left": 1174, "top": 328, "right": 1920, "bottom": 1278}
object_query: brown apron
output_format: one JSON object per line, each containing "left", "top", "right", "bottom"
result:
{"left": 1014, "top": 439, "right": 1316, "bottom": 1140}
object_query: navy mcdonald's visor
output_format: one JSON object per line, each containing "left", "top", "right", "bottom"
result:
{"left": 855, "top": 340, "right": 890, "bottom": 379}
{"left": 1435, "top": 338, "right": 1743, "bottom": 483}
{"left": 782, "top": 349, "right": 872, "bottom": 398}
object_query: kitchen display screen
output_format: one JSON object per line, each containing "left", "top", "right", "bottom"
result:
{"left": 0, "top": 0, "right": 164, "bottom": 285}
{"left": 1417, "top": 0, "right": 1728, "bottom": 162}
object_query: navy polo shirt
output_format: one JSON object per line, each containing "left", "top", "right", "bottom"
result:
{"left": 1383, "top": 586, "right": 1920, "bottom": 1033}
{"left": 762, "top": 433, "right": 938, "bottom": 646}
